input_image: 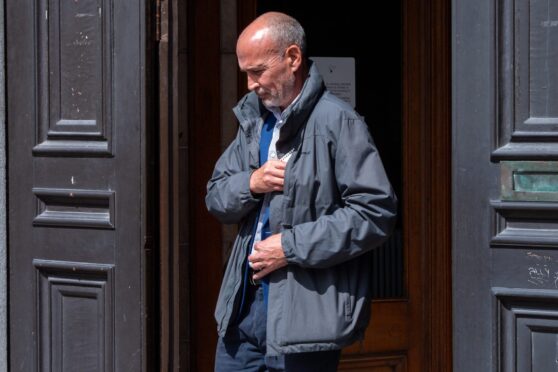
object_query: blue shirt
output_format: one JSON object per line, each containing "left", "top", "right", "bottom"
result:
{"left": 237, "top": 112, "right": 277, "bottom": 317}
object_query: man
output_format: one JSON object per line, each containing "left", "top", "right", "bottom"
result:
{"left": 206, "top": 11, "right": 397, "bottom": 371}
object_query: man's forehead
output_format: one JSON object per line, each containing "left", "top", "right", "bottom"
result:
{"left": 238, "top": 36, "right": 275, "bottom": 62}
{"left": 238, "top": 54, "right": 268, "bottom": 71}
{"left": 250, "top": 28, "right": 269, "bottom": 43}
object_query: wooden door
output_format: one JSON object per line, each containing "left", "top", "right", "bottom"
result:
{"left": 6, "top": 0, "right": 156, "bottom": 370}
{"left": 182, "top": 0, "right": 452, "bottom": 371}
{"left": 453, "top": 0, "right": 558, "bottom": 370}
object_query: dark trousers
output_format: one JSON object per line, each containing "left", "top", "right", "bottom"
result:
{"left": 214, "top": 285, "right": 341, "bottom": 372}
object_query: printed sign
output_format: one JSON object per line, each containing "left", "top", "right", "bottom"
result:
{"left": 311, "top": 57, "right": 356, "bottom": 108}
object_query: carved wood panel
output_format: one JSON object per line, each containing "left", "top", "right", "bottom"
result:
{"left": 494, "top": 288, "right": 558, "bottom": 372}
{"left": 494, "top": 0, "right": 558, "bottom": 159}
{"left": 34, "top": 0, "right": 113, "bottom": 156}
{"left": 35, "top": 260, "right": 114, "bottom": 372}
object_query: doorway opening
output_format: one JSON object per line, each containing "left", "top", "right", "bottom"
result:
{"left": 256, "top": 1, "right": 405, "bottom": 301}
{"left": 159, "top": 1, "right": 451, "bottom": 371}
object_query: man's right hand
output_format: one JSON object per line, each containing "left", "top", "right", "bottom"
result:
{"left": 250, "top": 160, "right": 286, "bottom": 194}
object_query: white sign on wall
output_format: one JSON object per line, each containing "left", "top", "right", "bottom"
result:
{"left": 310, "top": 57, "right": 356, "bottom": 108}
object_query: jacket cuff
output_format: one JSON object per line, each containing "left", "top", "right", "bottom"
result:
{"left": 281, "top": 229, "right": 299, "bottom": 264}
{"left": 247, "top": 168, "right": 264, "bottom": 199}
{"left": 233, "top": 170, "right": 262, "bottom": 204}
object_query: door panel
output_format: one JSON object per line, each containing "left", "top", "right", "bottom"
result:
{"left": 454, "top": 0, "right": 558, "bottom": 370}
{"left": 7, "top": 0, "right": 151, "bottom": 370}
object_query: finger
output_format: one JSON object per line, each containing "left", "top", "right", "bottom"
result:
{"left": 268, "top": 176, "right": 284, "bottom": 186}
{"left": 269, "top": 172, "right": 285, "bottom": 183}
{"left": 250, "top": 258, "right": 266, "bottom": 272}
{"left": 268, "top": 160, "right": 287, "bottom": 169}
{"left": 272, "top": 161, "right": 287, "bottom": 170}
{"left": 264, "top": 173, "right": 284, "bottom": 182}
{"left": 247, "top": 253, "right": 259, "bottom": 264}
{"left": 263, "top": 169, "right": 284, "bottom": 181}
{"left": 248, "top": 250, "right": 267, "bottom": 263}
{"left": 264, "top": 168, "right": 285, "bottom": 181}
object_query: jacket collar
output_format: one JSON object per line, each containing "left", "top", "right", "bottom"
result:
{"left": 233, "top": 61, "right": 326, "bottom": 144}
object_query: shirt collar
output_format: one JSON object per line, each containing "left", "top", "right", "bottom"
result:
{"left": 267, "top": 92, "right": 302, "bottom": 129}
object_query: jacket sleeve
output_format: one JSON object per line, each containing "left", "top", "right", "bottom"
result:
{"left": 205, "top": 128, "right": 261, "bottom": 224}
{"left": 281, "top": 117, "right": 397, "bottom": 268}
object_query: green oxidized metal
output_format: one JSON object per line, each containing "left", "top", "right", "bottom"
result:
{"left": 501, "top": 161, "right": 558, "bottom": 202}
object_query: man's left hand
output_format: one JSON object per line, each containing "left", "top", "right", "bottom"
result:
{"left": 248, "top": 233, "right": 288, "bottom": 280}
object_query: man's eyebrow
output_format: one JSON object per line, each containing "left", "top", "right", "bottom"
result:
{"left": 242, "top": 63, "right": 267, "bottom": 72}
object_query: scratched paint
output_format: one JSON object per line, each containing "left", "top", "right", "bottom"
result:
{"left": 526, "top": 251, "right": 558, "bottom": 288}
{"left": 58, "top": 1, "right": 100, "bottom": 120}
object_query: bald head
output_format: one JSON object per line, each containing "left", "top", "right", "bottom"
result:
{"left": 236, "top": 12, "right": 308, "bottom": 110}
{"left": 238, "top": 12, "right": 307, "bottom": 58}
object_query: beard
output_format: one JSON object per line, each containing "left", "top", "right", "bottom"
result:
{"left": 259, "top": 73, "right": 297, "bottom": 109}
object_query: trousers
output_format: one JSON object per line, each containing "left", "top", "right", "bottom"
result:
{"left": 214, "top": 285, "right": 341, "bottom": 372}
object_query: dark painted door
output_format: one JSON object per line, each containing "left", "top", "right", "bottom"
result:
{"left": 7, "top": 0, "right": 153, "bottom": 370}
{"left": 454, "top": 0, "right": 558, "bottom": 370}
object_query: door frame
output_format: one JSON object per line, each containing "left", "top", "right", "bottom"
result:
{"left": 403, "top": 0, "right": 452, "bottom": 370}
{"left": 158, "top": 0, "right": 452, "bottom": 370}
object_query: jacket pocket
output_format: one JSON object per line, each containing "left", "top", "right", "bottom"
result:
{"left": 277, "top": 267, "right": 356, "bottom": 346}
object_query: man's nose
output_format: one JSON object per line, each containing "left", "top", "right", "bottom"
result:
{"left": 247, "top": 75, "right": 259, "bottom": 91}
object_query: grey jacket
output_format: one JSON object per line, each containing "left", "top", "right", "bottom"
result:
{"left": 206, "top": 63, "right": 397, "bottom": 355}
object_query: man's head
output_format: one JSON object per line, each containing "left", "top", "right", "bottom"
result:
{"left": 236, "top": 12, "right": 308, "bottom": 111}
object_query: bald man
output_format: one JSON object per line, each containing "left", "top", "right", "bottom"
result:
{"left": 206, "top": 12, "right": 397, "bottom": 371}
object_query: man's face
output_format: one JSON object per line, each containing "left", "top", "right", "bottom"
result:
{"left": 237, "top": 31, "right": 297, "bottom": 110}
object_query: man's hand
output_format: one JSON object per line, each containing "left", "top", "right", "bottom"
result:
{"left": 248, "top": 233, "right": 288, "bottom": 280}
{"left": 250, "top": 160, "right": 286, "bottom": 194}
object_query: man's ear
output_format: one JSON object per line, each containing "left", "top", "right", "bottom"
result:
{"left": 285, "top": 45, "right": 302, "bottom": 71}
